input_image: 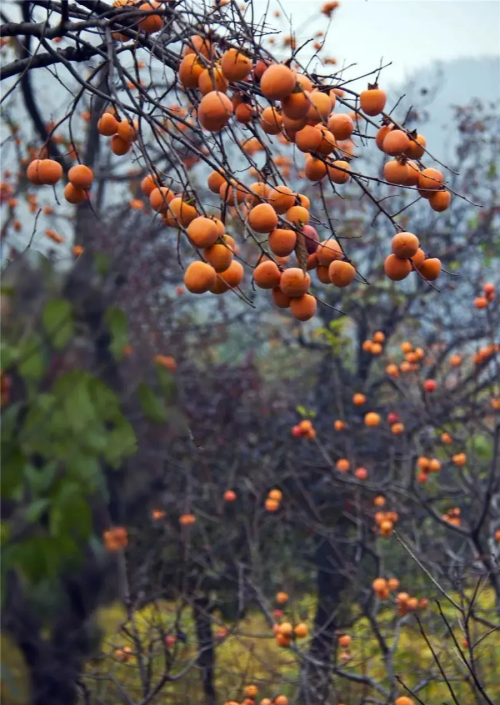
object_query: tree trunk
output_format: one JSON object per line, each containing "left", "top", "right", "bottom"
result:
{"left": 193, "top": 594, "right": 216, "bottom": 705}
{"left": 299, "top": 534, "right": 350, "bottom": 705}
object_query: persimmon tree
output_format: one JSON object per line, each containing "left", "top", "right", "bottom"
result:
{"left": 1, "top": 2, "right": 499, "bottom": 705}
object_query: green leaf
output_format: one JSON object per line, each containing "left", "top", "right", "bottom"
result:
{"left": 104, "top": 306, "right": 128, "bottom": 359}
{"left": 42, "top": 299, "right": 74, "bottom": 350}
{"left": 296, "top": 405, "right": 307, "bottom": 417}
{"left": 18, "top": 333, "right": 45, "bottom": 381}
{"left": 95, "top": 252, "right": 111, "bottom": 276}
{"left": 24, "top": 498, "right": 50, "bottom": 523}
{"left": 104, "top": 419, "right": 137, "bottom": 466}
{"left": 24, "top": 461, "right": 57, "bottom": 495}
{"left": 139, "top": 383, "right": 168, "bottom": 423}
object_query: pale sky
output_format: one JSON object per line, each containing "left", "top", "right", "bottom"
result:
{"left": 252, "top": 0, "right": 500, "bottom": 87}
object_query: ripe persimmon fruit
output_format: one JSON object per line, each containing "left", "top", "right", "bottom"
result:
{"left": 254, "top": 260, "right": 282, "bottom": 289}
{"left": 198, "top": 91, "right": 234, "bottom": 132}
{"left": 391, "top": 232, "right": 419, "bottom": 258}
{"left": 290, "top": 293, "right": 317, "bottom": 321}
{"left": 280, "top": 268, "right": 311, "bottom": 297}
{"left": 329, "top": 260, "right": 355, "bottom": 287}
{"left": 384, "top": 254, "right": 412, "bottom": 281}
{"left": 68, "top": 164, "right": 93, "bottom": 189}
{"left": 360, "top": 85, "right": 386, "bottom": 116}
{"left": 184, "top": 261, "right": 217, "bottom": 293}
{"left": 248, "top": 203, "right": 278, "bottom": 233}
{"left": 260, "top": 64, "right": 297, "bottom": 100}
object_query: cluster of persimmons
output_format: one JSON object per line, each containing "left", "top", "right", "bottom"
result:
{"left": 20, "top": 0, "right": 458, "bottom": 325}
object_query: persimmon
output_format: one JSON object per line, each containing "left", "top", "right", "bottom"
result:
{"left": 375, "top": 124, "right": 394, "bottom": 150}
{"left": 272, "top": 287, "right": 291, "bottom": 308}
{"left": 282, "top": 90, "right": 311, "bottom": 119}
{"left": 260, "top": 64, "right": 296, "bottom": 100}
{"left": 28, "top": 158, "right": 62, "bottom": 185}
{"left": 384, "top": 159, "right": 409, "bottom": 185}
{"left": 474, "top": 295, "right": 488, "bottom": 309}
{"left": 254, "top": 260, "right": 281, "bottom": 289}
{"left": 275, "top": 696, "right": 288, "bottom": 705}
{"left": 317, "top": 238, "right": 342, "bottom": 265}
{"left": 220, "top": 48, "right": 252, "bottom": 81}
{"left": 429, "top": 189, "right": 451, "bottom": 212}
{"left": 261, "top": 106, "right": 283, "bottom": 134}
{"left": 329, "top": 260, "right": 355, "bottom": 287}
{"left": 411, "top": 248, "right": 426, "bottom": 269}
{"left": 395, "top": 697, "right": 414, "bottom": 705}
{"left": 334, "top": 419, "right": 346, "bottom": 431}
{"left": 165, "top": 197, "right": 197, "bottom": 227}
{"left": 179, "top": 513, "right": 196, "bottom": 525}
{"left": 244, "top": 685, "right": 258, "bottom": 697}
{"left": 246, "top": 182, "right": 270, "bottom": 206}
{"left": 418, "top": 167, "right": 444, "bottom": 194}
{"left": 365, "top": 412, "right": 381, "bottom": 427}
{"left": 150, "top": 186, "right": 174, "bottom": 213}
{"left": 269, "top": 228, "right": 296, "bottom": 256}
{"left": 137, "top": 2, "right": 163, "bottom": 33}
{"left": 338, "top": 634, "right": 351, "bottom": 648}
{"left": 187, "top": 216, "right": 219, "bottom": 247}
{"left": 303, "top": 224, "right": 319, "bottom": 253}
{"left": 429, "top": 458, "right": 441, "bottom": 472}
{"left": 269, "top": 185, "right": 295, "bottom": 214}
{"left": 220, "top": 181, "right": 246, "bottom": 205}
{"left": 198, "top": 67, "right": 229, "bottom": 95}
{"left": 183, "top": 261, "right": 217, "bottom": 293}
{"left": 203, "top": 241, "right": 233, "bottom": 272}
{"left": 315, "top": 126, "right": 336, "bottom": 155}
{"left": 382, "top": 130, "right": 410, "bottom": 156}
{"left": 386, "top": 363, "right": 399, "bottom": 378}
{"left": 336, "top": 458, "right": 350, "bottom": 472}
{"left": 294, "top": 622, "right": 309, "bottom": 638}
{"left": 265, "top": 498, "right": 280, "bottom": 512}
{"left": 327, "top": 113, "right": 354, "bottom": 140}
{"left": 280, "top": 268, "right": 311, "bottom": 297}
{"left": 314, "top": 265, "right": 329, "bottom": 284}
{"left": 384, "top": 254, "right": 412, "bottom": 280}
{"left": 286, "top": 205, "right": 310, "bottom": 226}
{"left": 418, "top": 257, "right": 441, "bottom": 281}
{"left": 141, "top": 174, "right": 159, "bottom": 196}
{"left": 154, "top": 355, "right": 176, "bottom": 371}
{"left": 210, "top": 260, "right": 244, "bottom": 293}
{"left": 327, "top": 160, "right": 350, "bottom": 184}
{"left": 26, "top": 159, "right": 43, "bottom": 185}
{"left": 290, "top": 293, "right": 317, "bottom": 321}
{"left": 269, "top": 489, "right": 283, "bottom": 501}
{"left": 68, "top": 164, "right": 93, "bottom": 189}
{"left": 183, "top": 34, "right": 212, "bottom": 59}
{"left": 248, "top": 203, "right": 278, "bottom": 233}
{"left": 306, "top": 90, "right": 333, "bottom": 123}
{"left": 235, "top": 103, "right": 254, "bottom": 123}
{"left": 178, "top": 54, "right": 204, "bottom": 88}
{"left": 64, "top": 183, "right": 87, "bottom": 204}
{"left": 355, "top": 467, "right": 368, "bottom": 480}
{"left": 110, "top": 134, "right": 131, "bottom": 155}
{"left": 405, "top": 160, "right": 420, "bottom": 186}
{"left": 405, "top": 133, "right": 426, "bottom": 159}
{"left": 207, "top": 170, "right": 226, "bottom": 194}
{"left": 391, "top": 422, "right": 404, "bottom": 434}
{"left": 452, "top": 452, "right": 467, "bottom": 466}
{"left": 282, "top": 114, "right": 307, "bottom": 134}
{"left": 304, "top": 156, "right": 326, "bottom": 181}
{"left": 391, "top": 232, "right": 419, "bottom": 259}
{"left": 353, "top": 393, "right": 366, "bottom": 405}
{"left": 117, "top": 120, "right": 137, "bottom": 142}
{"left": 295, "top": 125, "right": 322, "bottom": 153}
{"left": 360, "top": 84, "right": 386, "bottom": 116}
{"left": 98, "top": 112, "right": 119, "bottom": 136}
{"left": 424, "top": 379, "right": 437, "bottom": 393}
{"left": 198, "top": 91, "right": 234, "bottom": 132}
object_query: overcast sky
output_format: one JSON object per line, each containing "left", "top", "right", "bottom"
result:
{"left": 253, "top": 0, "right": 500, "bottom": 87}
